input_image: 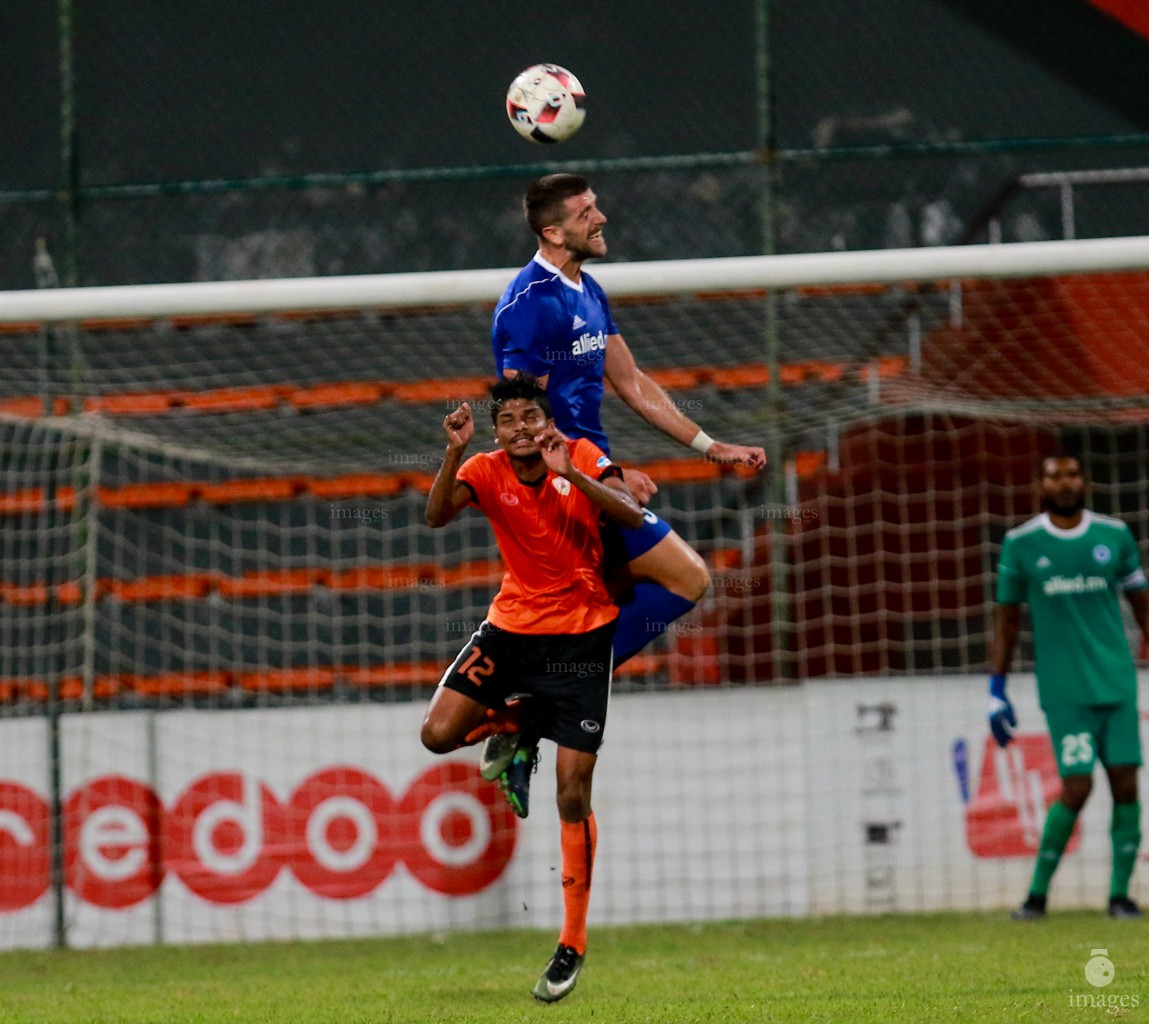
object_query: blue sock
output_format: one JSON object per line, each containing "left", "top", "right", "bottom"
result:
{"left": 611, "top": 582, "right": 696, "bottom": 666}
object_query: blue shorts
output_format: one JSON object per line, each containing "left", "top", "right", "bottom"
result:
{"left": 602, "top": 508, "right": 673, "bottom": 575}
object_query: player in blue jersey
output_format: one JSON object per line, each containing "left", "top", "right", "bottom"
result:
{"left": 485, "top": 173, "right": 766, "bottom": 806}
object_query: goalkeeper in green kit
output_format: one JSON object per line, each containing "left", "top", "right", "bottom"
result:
{"left": 989, "top": 455, "right": 1149, "bottom": 919}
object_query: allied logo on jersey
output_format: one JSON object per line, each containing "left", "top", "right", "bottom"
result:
{"left": 580, "top": 719, "right": 601, "bottom": 733}
{"left": 1042, "top": 574, "right": 1107, "bottom": 596}
{"left": 596, "top": 455, "right": 612, "bottom": 469}
{"left": 1036, "top": 556, "right": 1051, "bottom": 569}
{"left": 571, "top": 330, "right": 606, "bottom": 357}
{"left": 571, "top": 315, "right": 587, "bottom": 330}
{"left": 551, "top": 477, "right": 571, "bottom": 496}
{"left": 499, "top": 492, "right": 520, "bottom": 506}
{"left": 1093, "top": 544, "right": 1112, "bottom": 564}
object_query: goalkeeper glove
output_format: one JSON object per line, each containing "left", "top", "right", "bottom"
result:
{"left": 987, "top": 673, "right": 1016, "bottom": 748}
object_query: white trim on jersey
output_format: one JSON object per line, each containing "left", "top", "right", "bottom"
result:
{"left": 1036, "top": 509, "right": 1093, "bottom": 540}
{"left": 532, "top": 252, "right": 585, "bottom": 291}
{"left": 1119, "top": 567, "right": 1148, "bottom": 591}
{"left": 492, "top": 272, "right": 560, "bottom": 333}
{"left": 1003, "top": 514, "right": 1047, "bottom": 541}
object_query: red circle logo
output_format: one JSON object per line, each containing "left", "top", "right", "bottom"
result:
{"left": 288, "top": 766, "right": 399, "bottom": 898}
{"left": 0, "top": 782, "right": 50, "bottom": 911}
{"left": 64, "top": 776, "right": 163, "bottom": 909}
{"left": 396, "top": 762, "right": 518, "bottom": 896}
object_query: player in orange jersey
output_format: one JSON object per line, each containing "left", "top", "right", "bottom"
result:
{"left": 421, "top": 374, "right": 642, "bottom": 1003}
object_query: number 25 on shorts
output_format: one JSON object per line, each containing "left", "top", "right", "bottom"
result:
{"left": 1060, "top": 731, "right": 1094, "bottom": 769}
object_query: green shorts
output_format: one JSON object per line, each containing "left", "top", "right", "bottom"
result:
{"left": 1043, "top": 702, "right": 1143, "bottom": 777}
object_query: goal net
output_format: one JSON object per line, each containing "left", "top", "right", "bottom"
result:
{"left": 1, "top": 235, "right": 1148, "bottom": 947}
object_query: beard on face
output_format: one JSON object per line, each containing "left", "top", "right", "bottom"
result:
{"left": 1042, "top": 491, "right": 1085, "bottom": 517}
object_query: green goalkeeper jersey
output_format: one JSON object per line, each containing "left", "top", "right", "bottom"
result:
{"left": 996, "top": 510, "right": 1147, "bottom": 709}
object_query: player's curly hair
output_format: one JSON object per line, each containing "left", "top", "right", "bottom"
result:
{"left": 524, "top": 173, "right": 591, "bottom": 236}
{"left": 488, "top": 373, "right": 553, "bottom": 423}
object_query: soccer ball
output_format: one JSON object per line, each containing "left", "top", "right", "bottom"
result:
{"left": 506, "top": 64, "right": 586, "bottom": 144}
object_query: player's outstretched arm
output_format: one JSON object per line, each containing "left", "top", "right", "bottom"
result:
{"left": 603, "top": 334, "right": 765, "bottom": 469}
{"left": 536, "top": 426, "right": 645, "bottom": 529}
{"left": 425, "top": 402, "right": 476, "bottom": 528}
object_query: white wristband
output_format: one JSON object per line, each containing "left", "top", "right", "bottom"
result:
{"left": 690, "top": 430, "right": 715, "bottom": 454}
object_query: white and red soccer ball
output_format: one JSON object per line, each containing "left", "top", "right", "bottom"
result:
{"left": 506, "top": 63, "right": 586, "bottom": 144}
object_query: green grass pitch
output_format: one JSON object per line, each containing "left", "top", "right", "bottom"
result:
{"left": 1, "top": 912, "right": 1148, "bottom": 1023}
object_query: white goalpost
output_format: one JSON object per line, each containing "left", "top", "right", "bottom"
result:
{"left": 1, "top": 234, "right": 1148, "bottom": 322}
{"left": 1, "top": 235, "right": 1148, "bottom": 949}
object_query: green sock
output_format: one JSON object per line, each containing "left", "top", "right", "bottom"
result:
{"left": 1110, "top": 801, "right": 1141, "bottom": 899}
{"left": 1029, "top": 801, "right": 1080, "bottom": 897}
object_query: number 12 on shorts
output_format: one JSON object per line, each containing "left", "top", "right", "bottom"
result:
{"left": 458, "top": 646, "right": 496, "bottom": 687}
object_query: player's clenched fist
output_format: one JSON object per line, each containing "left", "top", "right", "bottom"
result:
{"left": 443, "top": 402, "right": 474, "bottom": 450}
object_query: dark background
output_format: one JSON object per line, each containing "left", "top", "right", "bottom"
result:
{"left": 3, "top": 0, "right": 1149, "bottom": 287}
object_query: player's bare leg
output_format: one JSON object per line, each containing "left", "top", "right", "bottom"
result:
{"left": 625, "top": 530, "right": 710, "bottom": 602}
{"left": 419, "top": 686, "right": 493, "bottom": 755}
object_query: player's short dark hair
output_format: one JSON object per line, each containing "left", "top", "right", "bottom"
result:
{"left": 488, "top": 374, "right": 553, "bottom": 424}
{"left": 524, "top": 173, "right": 591, "bottom": 236}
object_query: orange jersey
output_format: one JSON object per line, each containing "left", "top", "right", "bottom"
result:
{"left": 456, "top": 438, "right": 621, "bottom": 634}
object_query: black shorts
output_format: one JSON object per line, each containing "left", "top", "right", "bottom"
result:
{"left": 439, "top": 619, "right": 616, "bottom": 754}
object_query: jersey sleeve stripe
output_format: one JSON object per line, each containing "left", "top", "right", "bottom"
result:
{"left": 1119, "top": 567, "right": 1148, "bottom": 591}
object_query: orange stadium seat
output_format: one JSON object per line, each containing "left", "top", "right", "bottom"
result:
{"left": 53, "top": 581, "right": 89, "bottom": 605}
{"left": 236, "top": 667, "right": 337, "bottom": 693}
{"left": 288, "top": 381, "right": 390, "bottom": 408}
{"left": 709, "top": 548, "right": 744, "bottom": 573}
{"left": 328, "top": 564, "right": 440, "bottom": 590}
{"left": 0, "top": 583, "right": 50, "bottom": 607}
{"left": 0, "top": 396, "right": 71, "bottom": 417}
{"left": 218, "top": 568, "right": 330, "bottom": 598}
{"left": 398, "top": 470, "right": 438, "bottom": 493}
{"left": 712, "top": 364, "right": 768, "bottom": 389}
{"left": 0, "top": 489, "right": 46, "bottom": 515}
{"left": 83, "top": 392, "right": 179, "bottom": 415}
{"left": 874, "top": 355, "right": 909, "bottom": 378}
{"left": 392, "top": 377, "right": 492, "bottom": 403}
{"left": 306, "top": 474, "right": 404, "bottom": 500}
{"left": 634, "top": 459, "right": 721, "bottom": 484}
{"left": 130, "top": 671, "right": 233, "bottom": 697}
{"left": 198, "top": 477, "right": 304, "bottom": 504}
{"left": 177, "top": 385, "right": 285, "bottom": 413}
{"left": 340, "top": 663, "right": 444, "bottom": 687}
{"left": 22, "top": 676, "right": 123, "bottom": 702}
{"left": 104, "top": 575, "right": 217, "bottom": 602}
{"left": 644, "top": 367, "right": 706, "bottom": 390}
{"left": 97, "top": 481, "right": 195, "bottom": 508}
{"left": 792, "top": 450, "right": 828, "bottom": 478}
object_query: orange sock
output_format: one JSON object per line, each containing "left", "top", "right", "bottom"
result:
{"left": 461, "top": 703, "right": 524, "bottom": 747}
{"left": 558, "top": 814, "right": 597, "bottom": 954}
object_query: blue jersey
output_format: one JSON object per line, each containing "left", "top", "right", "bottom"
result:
{"left": 492, "top": 254, "right": 619, "bottom": 454}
